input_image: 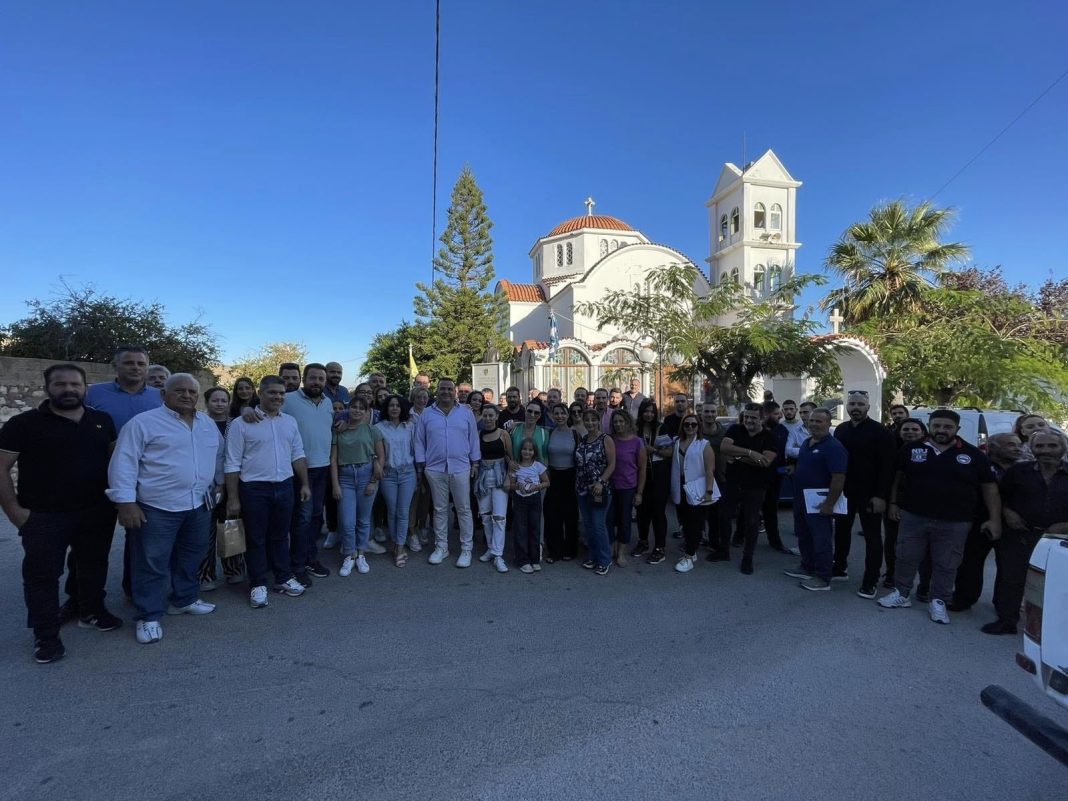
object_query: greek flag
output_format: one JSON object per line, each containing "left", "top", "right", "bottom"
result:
{"left": 548, "top": 310, "right": 559, "bottom": 361}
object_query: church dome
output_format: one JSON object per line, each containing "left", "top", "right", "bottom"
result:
{"left": 547, "top": 214, "right": 634, "bottom": 237}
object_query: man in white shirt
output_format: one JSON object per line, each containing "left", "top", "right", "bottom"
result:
{"left": 785, "top": 401, "right": 815, "bottom": 462}
{"left": 225, "top": 375, "right": 311, "bottom": 608}
{"left": 623, "top": 378, "right": 645, "bottom": 418}
{"left": 107, "top": 374, "right": 224, "bottom": 645}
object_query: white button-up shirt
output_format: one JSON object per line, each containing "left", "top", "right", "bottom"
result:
{"left": 106, "top": 405, "right": 224, "bottom": 512}
{"left": 225, "top": 412, "right": 306, "bottom": 482}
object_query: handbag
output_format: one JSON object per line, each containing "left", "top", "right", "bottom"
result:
{"left": 217, "top": 518, "right": 246, "bottom": 558}
{"left": 683, "top": 476, "right": 720, "bottom": 506}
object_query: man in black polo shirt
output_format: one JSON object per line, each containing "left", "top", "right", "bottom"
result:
{"left": 0, "top": 364, "right": 119, "bottom": 663}
{"left": 833, "top": 391, "right": 896, "bottom": 599}
{"left": 658, "top": 393, "right": 690, "bottom": 439}
{"left": 985, "top": 430, "right": 1068, "bottom": 634}
{"left": 497, "top": 386, "right": 524, "bottom": 429}
{"left": 879, "top": 409, "right": 1000, "bottom": 625}
{"left": 720, "top": 403, "right": 778, "bottom": 574}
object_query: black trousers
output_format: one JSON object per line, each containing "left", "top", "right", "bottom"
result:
{"left": 544, "top": 468, "right": 579, "bottom": 560}
{"left": 760, "top": 472, "right": 786, "bottom": 549}
{"left": 991, "top": 528, "right": 1040, "bottom": 626}
{"left": 723, "top": 484, "right": 766, "bottom": 565}
{"left": 950, "top": 523, "right": 993, "bottom": 609}
{"left": 705, "top": 491, "right": 731, "bottom": 556}
{"left": 21, "top": 503, "right": 117, "bottom": 638}
{"left": 833, "top": 498, "right": 884, "bottom": 587}
{"left": 678, "top": 493, "right": 707, "bottom": 557}
{"left": 635, "top": 461, "right": 669, "bottom": 550}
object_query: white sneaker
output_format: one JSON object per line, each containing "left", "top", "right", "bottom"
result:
{"left": 274, "top": 578, "right": 306, "bottom": 597}
{"left": 479, "top": 550, "right": 494, "bottom": 563}
{"left": 135, "top": 620, "right": 163, "bottom": 644}
{"left": 428, "top": 547, "right": 449, "bottom": 565}
{"left": 929, "top": 599, "right": 950, "bottom": 625}
{"left": 339, "top": 555, "right": 356, "bottom": 577}
{"left": 373, "top": 527, "right": 387, "bottom": 543}
{"left": 356, "top": 555, "right": 370, "bottom": 574}
{"left": 456, "top": 550, "right": 472, "bottom": 568}
{"left": 675, "top": 556, "right": 695, "bottom": 573}
{"left": 877, "top": 589, "right": 912, "bottom": 609}
{"left": 493, "top": 556, "right": 509, "bottom": 573}
{"left": 407, "top": 533, "right": 423, "bottom": 553}
{"left": 166, "top": 599, "right": 216, "bottom": 615}
{"left": 322, "top": 530, "right": 340, "bottom": 549}
{"left": 249, "top": 586, "right": 269, "bottom": 608}
{"left": 531, "top": 563, "right": 542, "bottom": 572}
{"left": 520, "top": 563, "right": 534, "bottom": 574}
{"left": 364, "top": 540, "right": 387, "bottom": 555}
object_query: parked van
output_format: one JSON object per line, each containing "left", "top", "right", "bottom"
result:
{"left": 906, "top": 407, "right": 1025, "bottom": 448}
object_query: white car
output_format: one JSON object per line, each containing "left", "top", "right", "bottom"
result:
{"left": 1019, "top": 534, "right": 1068, "bottom": 712}
{"left": 906, "top": 407, "right": 1024, "bottom": 448}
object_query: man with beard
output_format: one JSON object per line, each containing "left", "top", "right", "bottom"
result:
{"left": 323, "top": 362, "right": 350, "bottom": 405}
{"left": 623, "top": 377, "right": 645, "bottom": 418}
{"left": 879, "top": 409, "right": 1000, "bottom": 625}
{"left": 985, "top": 431, "right": 1068, "bottom": 634}
{"left": 0, "top": 364, "right": 119, "bottom": 662}
{"left": 759, "top": 400, "right": 792, "bottom": 555}
{"left": 833, "top": 391, "right": 896, "bottom": 599}
{"left": 720, "top": 403, "right": 778, "bottom": 575}
{"left": 280, "top": 363, "right": 335, "bottom": 585}
{"left": 887, "top": 404, "right": 909, "bottom": 430}
{"left": 497, "top": 386, "right": 524, "bottom": 429}
{"left": 146, "top": 364, "right": 170, "bottom": 389}
{"left": 601, "top": 387, "right": 624, "bottom": 433}
{"left": 573, "top": 386, "right": 589, "bottom": 409}
{"left": 279, "top": 362, "right": 302, "bottom": 393}
{"left": 658, "top": 393, "right": 690, "bottom": 438}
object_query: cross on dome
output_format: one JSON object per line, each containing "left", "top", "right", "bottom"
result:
{"left": 829, "top": 307, "right": 844, "bottom": 335}
{"left": 585, "top": 196, "right": 595, "bottom": 216}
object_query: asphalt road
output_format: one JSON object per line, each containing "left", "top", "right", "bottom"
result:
{"left": 1, "top": 512, "right": 1064, "bottom": 801}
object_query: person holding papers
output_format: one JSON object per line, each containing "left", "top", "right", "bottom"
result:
{"left": 783, "top": 409, "right": 847, "bottom": 592}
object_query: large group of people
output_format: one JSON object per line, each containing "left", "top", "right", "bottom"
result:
{"left": 1, "top": 346, "right": 1066, "bottom": 664}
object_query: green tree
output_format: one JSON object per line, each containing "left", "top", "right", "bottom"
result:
{"left": 822, "top": 201, "right": 969, "bottom": 323}
{"left": 228, "top": 341, "right": 308, "bottom": 386}
{"left": 360, "top": 320, "right": 432, "bottom": 392}
{"left": 0, "top": 282, "right": 220, "bottom": 372}
{"left": 413, "top": 166, "right": 510, "bottom": 382}
{"left": 576, "top": 263, "right": 840, "bottom": 409}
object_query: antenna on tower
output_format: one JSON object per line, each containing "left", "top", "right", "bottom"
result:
{"left": 742, "top": 131, "right": 747, "bottom": 172}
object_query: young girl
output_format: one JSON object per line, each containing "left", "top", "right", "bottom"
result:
{"left": 512, "top": 437, "right": 549, "bottom": 573}
{"left": 331, "top": 397, "right": 385, "bottom": 577}
{"left": 476, "top": 406, "right": 513, "bottom": 573}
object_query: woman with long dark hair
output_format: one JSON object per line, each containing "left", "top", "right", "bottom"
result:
{"left": 199, "top": 387, "right": 245, "bottom": 588}
{"left": 545, "top": 403, "right": 580, "bottom": 561}
{"left": 632, "top": 399, "right": 670, "bottom": 564}
{"left": 575, "top": 408, "right": 616, "bottom": 576}
{"left": 608, "top": 409, "right": 646, "bottom": 567}
{"left": 376, "top": 394, "right": 417, "bottom": 567}
{"left": 230, "top": 377, "right": 258, "bottom": 418}
{"left": 671, "top": 413, "right": 717, "bottom": 574}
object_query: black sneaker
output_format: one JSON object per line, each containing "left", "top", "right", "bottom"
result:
{"left": 947, "top": 601, "right": 971, "bottom": 612}
{"left": 34, "top": 637, "right": 65, "bottom": 664}
{"left": 57, "top": 599, "right": 79, "bottom": 626}
{"left": 293, "top": 572, "right": 313, "bottom": 589}
{"left": 980, "top": 620, "right": 1017, "bottom": 635}
{"left": 305, "top": 561, "right": 331, "bottom": 578}
{"left": 831, "top": 569, "right": 849, "bottom": 582}
{"left": 856, "top": 585, "right": 877, "bottom": 600}
{"left": 740, "top": 560, "right": 754, "bottom": 575}
{"left": 646, "top": 548, "right": 666, "bottom": 565}
{"left": 770, "top": 544, "right": 794, "bottom": 555}
{"left": 77, "top": 608, "right": 122, "bottom": 632}
{"left": 594, "top": 564, "right": 610, "bottom": 576}
{"left": 705, "top": 551, "right": 730, "bottom": 562}
{"left": 630, "top": 541, "right": 649, "bottom": 558}
{"left": 581, "top": 560, "right": 596, "bottom": 570}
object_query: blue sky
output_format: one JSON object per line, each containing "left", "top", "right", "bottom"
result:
{"left": 2, "top": 1, "right": 1066, "bottom": 379}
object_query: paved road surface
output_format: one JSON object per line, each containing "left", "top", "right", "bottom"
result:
{"left": 1, "top": 513, "right": 1064, "bottom": 801}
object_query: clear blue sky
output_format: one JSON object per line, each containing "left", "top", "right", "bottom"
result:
{"left": 2, "top": 1, "right": 1066, "bottom": 379}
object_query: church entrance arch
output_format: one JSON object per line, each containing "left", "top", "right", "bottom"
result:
{"left": 831, "top": 337, "right": 886, "bottom": 421}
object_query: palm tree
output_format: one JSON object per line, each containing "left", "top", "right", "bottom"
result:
{"left": 821, "top": 200, "right": 969, "bottom": 324}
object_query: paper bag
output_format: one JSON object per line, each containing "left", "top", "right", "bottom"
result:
{"left": 217, "top": 518, "right": 246, "bottom": 558}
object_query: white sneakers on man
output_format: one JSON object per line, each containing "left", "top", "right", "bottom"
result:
{"left": 929, "top": 599, "right": 950, "bottom": 624}
{"left": 135, "top": 620, "right": 163, "bottom": 644}
{"left": 479, "top": 550, "right": 494, "bottom": 563}
{"left": 273, "top": 578, "right": 306, "bottom": 597}
{"left": 428, "top": 547, "right": 449, "bottom": 565}
{"left": 494, "top": 556, "right": 509, "bottom": 573}
{"left": 166, "top": 600, "right": 216, "bottom": 615}
{"left": 456, "top": 550, "right": 472, "bottom": 568}
{"left": 674, "top": 556, "right": 695, "bottom": 573}
{"left": 249, "top": 586, "right": 269, "bottom": 608}
{"left": 877, "top": 589, "right": 912, "bottom": 609}
{"left": 339, "top": 555, "right": 356, "bottom": 577}
{"left": 356, "top": 555, "right": 370, "bottom": 574}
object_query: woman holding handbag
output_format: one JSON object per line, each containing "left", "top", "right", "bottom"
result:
{"left": 632, "top": 400, "right": 670, "bottom": 565}
{"left": 670, "top": 413, "right": 718, "bottom": 574}
{"left": 198, "top": 386, "right": 245, "bottom": 589}
{"left": 575, "top": 408, "right": 616, "bottom": 576}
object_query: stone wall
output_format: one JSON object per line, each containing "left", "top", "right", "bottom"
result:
{"left": 0, "top": 356, "right": 216, "bottom": 427}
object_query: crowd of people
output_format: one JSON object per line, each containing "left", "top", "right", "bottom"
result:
{"left": 1, "top": 345, "right": 1066, "bottom": 664}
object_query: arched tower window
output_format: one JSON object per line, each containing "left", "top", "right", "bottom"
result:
{"left": 730, "top": 267, "right": 740, "bottom": 285}
{"left": 769, "top": 204, "right": 782, "bottom": 231}
{"left": 753, "top": 202, "right": 766, "bottom": 229}
{"left": 719, "top": 214, "right": 728, "bottom": 242}
{"left": 730, "top": 207, "right": 740, "bottom": 235}
{"left": 565, "top": 242, "right": 573, "bottom": 265}
{"left": 599, "top": 239, "right": 608, "bottom": 257}
{"left": 610, "top": 240, "right": 619, "bottom": 251}
{"left": 555, "top": 244, "right": 563, "bottom": 267}
{"left": 769, "top": 264, "right": 783, "bottom": 291}
{"left": 753, "top": 264, "right": 766, "bottom": 294}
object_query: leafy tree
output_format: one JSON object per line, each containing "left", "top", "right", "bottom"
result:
{"left": 822, "top": 201, "right": 969, "bottom": 323}
{"left": 228, "top": 341, "right": 308, "bottom": 386}
{"left": 413, "top": 166, "right": 510, "bottom": 382}
{"left": 360, "top": 320, "right": 433, "bottom": 393}
{"left": 0, "top": 282, "right": 220, "bottom": 372}
{"left": 576, "top": 263, "right": 840, "bottom": 409}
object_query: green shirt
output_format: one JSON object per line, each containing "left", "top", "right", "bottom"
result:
{"left": 333, "top": 423, "right": 383, "bottom": 465}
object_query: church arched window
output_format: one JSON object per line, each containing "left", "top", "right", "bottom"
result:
{"left": 730, "top": 207, "right": 740, "bottom": 235}
{"left": 730, "top": 267, "right": 740, "bottom": 285}
{"left": 555, "top": 244, "right": 563, "bottom": 267}
{"left": 769, "top": 264, "right": 783, "bottom": 291}
{"left": 548, "top": 347, "right": 591, "bottom": 404}
{"left": 753, "top": 203, "right": 766, "bottom": 229}
{"left": 599, "top": 239, "right": 608, "bottom": 257}
{"left": 769, "top": 204, "right": 782, "bottom": 231}
{"left": 610, "top": 240, "right": 619, "bottom": 251}
{"left": 565, "top": 242, "right": 573, "bottom": 265}
{"left": 720, "top": 271, "right": 730, "bottom": 286}
{"left": 753, "top": 264, "right": 766, "bottom": 294}
{"left": 719, "top": 214, "right": 728, "bottom": 242}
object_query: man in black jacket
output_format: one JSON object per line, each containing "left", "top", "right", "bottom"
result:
{"left": 832, "top": 391, "right": 895, "bottom": 598}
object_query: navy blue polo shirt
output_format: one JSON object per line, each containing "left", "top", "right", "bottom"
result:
{"left": 794, "top": 434, "right": 849, "bottom": 496}
{"left": 895, "top": 438, "right": 994, "bottom": 521}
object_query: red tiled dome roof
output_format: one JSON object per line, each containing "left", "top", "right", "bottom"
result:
{"left": 498, "top": 280, "right": 546, "bottom": 303}
{"left": 548, "top": 214, "right": 634, "bottom": 237}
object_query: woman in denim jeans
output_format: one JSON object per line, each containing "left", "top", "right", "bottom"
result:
{"left": 476, "top": 405, "right": 513, "bottom": 573}
{"left": 330, "top": 397, "right": 384, "bottom": 577}
{"left": 575, "top": 408, "right": 616, "bottom": 576}
{"left": 376, "top": 395, "right": 417, "bottom": 568}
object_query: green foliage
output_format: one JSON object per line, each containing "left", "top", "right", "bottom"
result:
{"left": 0, "top": 282, "right": 220, "bottom": 373}
{"left": 413, "top": 166, "right": 510, "bottom": 381}
{"left": 228, "top": 341, "right": 308, "bottom": 386}
{"left": 575, "top": 263, "right": 839, "bottom": 408}
{"left": 822, "top": 201, "right": 969, "bottom": 323}
{"left": 360, "top": 320, "right": 433, "bottom": 393}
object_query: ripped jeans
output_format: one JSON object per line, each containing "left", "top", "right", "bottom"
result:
{"left": 477, "top": 459, "right": 508, "bottom": 557}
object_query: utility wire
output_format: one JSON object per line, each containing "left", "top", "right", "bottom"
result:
{"left": 931, "top": 65, "right": 1068, "bottom": 198}
{"left": 430, "top": 0, "right": 441, "bottom": 281}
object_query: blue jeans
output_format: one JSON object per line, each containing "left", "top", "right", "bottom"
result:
{"left": 129, "top": 504, "right": 210, "bottom": 622}
{"left": 380, "top": 465, "right": 416, "bottom": 546}
{"left": 577, "top": 493, "right": 611, "bottom": 567}
{"left": 793, "top": 502, "right": 834, "bottom": 581}
{"left": 609, "top": 486, "right": 636, "bottom": 544}
{"left": 240, "top": 479, "right": 295, "bottom": 587}
{"left": 290, "top": 465, "right": 328, "bottom": 574}
{"left": 338, "top": 463, "right": 377, "bottom": 555}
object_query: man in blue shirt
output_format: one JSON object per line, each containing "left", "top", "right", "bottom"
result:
{"left": 785, "top": 409, "right": 847, "bottom": 591}
{"left": 323, "top": 362, "right": 350, "bottom": 405}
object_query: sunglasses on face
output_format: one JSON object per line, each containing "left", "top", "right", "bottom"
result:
{"left": 683, "top": 422, "right": 699, "bottom": 428}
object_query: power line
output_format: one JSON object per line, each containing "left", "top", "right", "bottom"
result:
{"left": 931, "top": 65, "right": 1068, "bottom": 199}
{"left": 430, "top": 0, "right": 441, "bottom": 282}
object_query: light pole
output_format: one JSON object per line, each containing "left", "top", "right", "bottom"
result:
{"left": 639, "top": 334, "right": 687, "bottom": 413}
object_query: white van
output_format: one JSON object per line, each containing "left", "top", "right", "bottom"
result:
{"left": 906, "top": 407, "right": 1024, "bottom": 448}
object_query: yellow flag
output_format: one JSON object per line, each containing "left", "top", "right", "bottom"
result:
{"left": 408, "top": 342, "right": 418, "bottom": 380}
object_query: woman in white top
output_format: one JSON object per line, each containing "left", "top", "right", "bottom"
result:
{"left": 668, "top": 413, "right": 717, "bottom": 574}
{"left": 376, "top": 395, "right": 417, "bottom": 568}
